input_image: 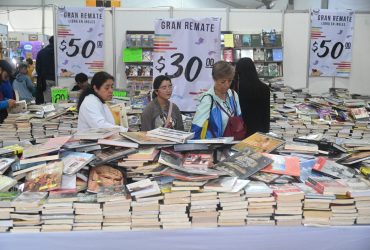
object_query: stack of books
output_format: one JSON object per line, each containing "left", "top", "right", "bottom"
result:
{"left": 217, "top": 189, "right": 248, "bottom": 227}
{"left": 345, "top": 178, "right": 370, "bottom": 224}
{"left": 190, "top": 192, "right": 219, "bottom": 228}
{"left": 98, "top": 189, "right": 132, "bottom": 231}
{"left": 0, "top": 192, "right": 17, "bottom": 232}
{"left": 10, "top": 192, "right": 48, "bottom": 232}
{"left": 161, "top": 191, "right": 191, "bottom": 229}
{"left": 245, "top": 181, "right": 275, "bottom": 225}
{"left": 41, "top": 200, "right": 74, "bottom": 232}
{"left": 271, "top": 184, "right": 304, "bottom": 226}
{"left": 73, "top": 201, "right": 102, "bottom": 231}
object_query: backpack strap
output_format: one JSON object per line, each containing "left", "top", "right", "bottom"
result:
{"left": 200, "top": 94, "right": 216, "bottom": 138}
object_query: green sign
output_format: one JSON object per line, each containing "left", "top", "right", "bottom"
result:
{"left": 113, "top": 90, "right": 127, "bottom": 98}
{"left": 51, "top": 88, "right": 69, "bottom": 103}
{"left": 123, "top": 48, "right": 142, "bottom": 63}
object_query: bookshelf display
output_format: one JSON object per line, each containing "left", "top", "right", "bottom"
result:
{"left": 221, "top": 30, "right": 283, "bottom": 79}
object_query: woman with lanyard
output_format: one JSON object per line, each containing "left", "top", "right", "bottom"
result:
{"left": 141, "top": 75, "right": 184, "bottom": 131}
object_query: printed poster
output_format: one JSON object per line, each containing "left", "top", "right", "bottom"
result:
{"left": 309, "top": 9, "right": 354, "bottom": 77}
{"left": 57, "top": 7, "right": 104, "bottom": 77}
{"left": 154, "top": 17, "right": 221, "bottom": 112}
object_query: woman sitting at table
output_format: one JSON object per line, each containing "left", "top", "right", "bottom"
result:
{"left": 141, "top": 75, "right": 184, "bottom": 131}
{"left": 77, "top": 71, "right": 128, "bottom": 132}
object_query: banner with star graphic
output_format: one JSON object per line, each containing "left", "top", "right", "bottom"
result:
{"left": 57, "top": 7, "right": 105, "bottom": 77}
{"left": 309, "top": 9, "right": 354, "bottom": 77}
{"left": 153, "top": 17, "right": 221, "bottom": 111}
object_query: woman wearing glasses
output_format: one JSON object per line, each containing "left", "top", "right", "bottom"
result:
{"left": 141, "top": 75, "right": 184, "bottom": 131}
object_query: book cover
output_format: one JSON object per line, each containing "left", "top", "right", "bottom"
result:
{"left": 0, "top": 158, "right": 15, "bottom": 174}
{"left": 349, "top": 107, "right": 369, "bottom": 120}
{"left": 24, "top": 161, "right": 64, "bottom": 192}
{"left": 203, "top": 177, "right": 238, "bottom": 192}
{"left": 214, "top": 149, "right": 273, "bottom": 179}
{"left": 87, "top": 165, "right": 124, "bottom": 193}
{"left": 240, "top": 49, "right": 254, "bottom": 59}
{"left": 253, "top": 48, "right": 265, "bottom": 61}
{"left": 62, "top": 151, "right": 95, "bottom": 176}
{"left": 242, "top": 34, "right": 252, "bottom": 47}
{"left": 125, "top": 65, "right": 138, "bottom": 77}
{"left": 268, "top": 63, "right": 279, "bottom": 77}
{"left": 313, "top": 157, "right": 356, "bottom": 179}
{"left": 223, "top": 34, "right": 234, "bottom": 48}
{"left": 272, "top": 48, "right": 283, "bottom": 61}
{"left": 147, "top": 127, "right": 194, "bottom": 143}
{"left": 339, "top": 151, "right": 370, "bottom": 165}
{"left": 250, "top": 34, "right": 261, "bottom": 47}
{"left": 261, "top": 154, "right": 300, "bottom": 177}
{"left": 126, "top": 147, "right": 159, "bottom": 161}
{"left": 11, "top": 191, "right": 48, "bottom": 206}
{"left": 265, "top": 49, "right": 273, "bottom": 61}
{"left": 343, "top": 178, "right": 370, "bottom": 197}
{"left": 159, "top": 149, "right": 221, "bottom": 176}
{"left": 183, "top": 153, "right": 213, "bottom": 169}
{"left": 94, "top": 148, "right": 137, "bottom": 165}
{"left": 120, "top": 132, "right": 177, "bottom": 145}
{"left": 160, "top": 167, "right": 218, "bottom": 182}
{"left": 270, "top": 184, "right": 304, "bottom": 200}
{"left": 73, "top": 128, "right": 120, "bottom": 140}
{"left": 233, "top": 34, "right": 242, "bottom": 48}
{"left": 98, "top": 134, "right": 138, "bottom": 148}
{"left": 108, "top": 103, "right": 129, "bottom": 128}
{"left": 0, "top": 175, "right": 17, "bottom": 192}
{"left": 308, "top": 179, "right": 349, "bottom": 195}
{"left": 223, "top": 49, "right": 234, "bottom": 62}
{"left": 232, "top": 132, "right": 285, "bottom": 153}
{"left": 142, "top": 50, "right": 153, "bottom": 62}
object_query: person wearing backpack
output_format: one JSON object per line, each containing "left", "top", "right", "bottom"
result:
{"left": 191, "top": 61, "right": 246, "bottom": 140}
{"left": 13, "top": 62, "right": 35, "bottom": 102}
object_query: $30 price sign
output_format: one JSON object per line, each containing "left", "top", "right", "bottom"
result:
{"left": 57, "top": 7, "right": 105, "bottom": 77}
{"left": 309, "top": 9, "right": 354, "bottom": 77}
{"left": 154, "top": 17, "right": 221, "bottom": 112}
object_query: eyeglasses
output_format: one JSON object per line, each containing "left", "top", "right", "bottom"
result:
{"left": 158, "top": 85, "right": 173, "bottom": 90}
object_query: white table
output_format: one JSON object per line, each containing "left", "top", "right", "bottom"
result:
{"left": 1, "top": 226, "right": 369, "bottom": 250}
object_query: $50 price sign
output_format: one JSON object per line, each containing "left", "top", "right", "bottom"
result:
{"left": 57, "top": 7, "right": 105, "bottom": 77}
{"left": 153, "top": 17, "right": 221, "bottom": 112}
{"left": 309, "top": 9, "right": 354, "bottom": 77}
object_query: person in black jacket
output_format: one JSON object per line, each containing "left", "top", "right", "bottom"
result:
{"left": 36, "top": 36, "right": 55, "bottom": 104}
{"left": 233, "top": 57, "right": 270, "bottom": 137}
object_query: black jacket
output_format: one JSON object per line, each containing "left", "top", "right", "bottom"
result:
{"left": 234, "top": 58, "right": 270, "bottom": 137}
{"left": 36, "top": 44, "right": 55, "bottom": 81}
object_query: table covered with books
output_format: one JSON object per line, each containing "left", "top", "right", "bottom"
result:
{"left": 1, "top": 83, "right": 370, "bottom": 247}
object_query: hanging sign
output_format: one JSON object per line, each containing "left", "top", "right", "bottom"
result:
{"left": 57, "top": 7, "right": 104, "bottom": 77}
{"left": 153, "top": 17, "right": 221, "bottom": 112}
{"left": 309, "top": 9, "right": 354, "bottom": 77}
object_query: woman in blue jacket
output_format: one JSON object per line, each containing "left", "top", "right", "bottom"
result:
{"left": 191, "top": 61, "right": 242, "bottom": 139}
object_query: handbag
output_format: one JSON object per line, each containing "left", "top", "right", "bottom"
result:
{"left": 215, "top": 91, "right": 247, "bottom": 140}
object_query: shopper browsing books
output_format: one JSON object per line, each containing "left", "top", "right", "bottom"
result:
{"left": 12, "top": 62, "right": 35, "bottom": 102}
{"left": 77, "top": 71, "right": 128, "bottom": 132}
{"left": 191, "top": 60, "right": 244, "bottom": 139}
{"left": 72, "top": 72, "right": 89, "bottom": 92}
{"left": 141, "top": 75, "right": 184, "bottom": 131}
{"left": 0, "top": 60, "right": 16, "bottom": 123}
{"left": 233, "top": 57, "right": 270, "bottom": 137}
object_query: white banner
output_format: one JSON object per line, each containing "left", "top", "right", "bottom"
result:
{"left": 57, "top": 7, "right": 104, "bottom": 77}
{"left": 153, "top": 17, "right": 221, "bottom": 112}
{"left": 309, "top": 9, "right": 354, "bottom": 77}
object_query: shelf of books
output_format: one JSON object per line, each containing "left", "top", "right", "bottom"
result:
{"left": 221, "top": 30, "right": 283, "bottom": 79}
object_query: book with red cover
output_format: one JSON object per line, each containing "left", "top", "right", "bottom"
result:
{"left": 261, "top": 154, "right": 300, "bottom": 177}
{"left": 270, "top": 184, "right": 304, "bottom": 201}
{"left": 306, "top": 178, "right": 349, "bottom": 195}
{"left": 312, "top": 157, "right": 356, "bottom": 179}
{"left": 223, "top": 49, "right": 234, "bottom": 62}
{"left": 160, "top": 167, "right": 218, "bottom": 182}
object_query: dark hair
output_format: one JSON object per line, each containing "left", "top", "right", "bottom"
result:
{"left": 26, "top": 58, "right": 33, "bottom": 65}
{"left": 75, "top": 73, "right": 88, "bottom": 84}
{"left": 234, "top": 57, "right": 264, "bottom": 97}
{"left": 18, "top": 62, "right": 28, "bottom": 70}
{"left": 49, "top": 36, "right": 54, "bottom": 44}
{"left": 152, "top": 75, "right": 171, "bottom": 99}
{"left": 212, "top": 60, "right": 235, "bottom": 81}
{"left": 77, "top": 71, "right": 114, "bottom": 110}
{"left": 0, "top": 60, "right": 14, "bottom": 77}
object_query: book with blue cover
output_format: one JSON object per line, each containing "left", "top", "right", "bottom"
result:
{"left": 272, "top": 48, "right": 283, "bottom": 61}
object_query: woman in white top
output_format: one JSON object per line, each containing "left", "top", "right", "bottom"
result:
{"left": 77, "top": 71, "right": 128, "bottom": 132}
